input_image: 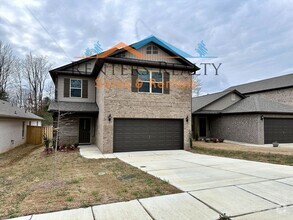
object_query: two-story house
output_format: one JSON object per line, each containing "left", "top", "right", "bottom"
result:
{"left": 49, "top": 36, "right": 199, "bottom": 153}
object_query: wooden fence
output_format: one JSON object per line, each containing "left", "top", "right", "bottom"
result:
{"left": 26, "top": 126, "right": 53, "bottom": 145}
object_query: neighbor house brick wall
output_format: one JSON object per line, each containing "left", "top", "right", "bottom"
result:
{"left": 97, "top": 63, "right": 192, "bottom": 153}
{"left": 209, "top": 114, "right": 262, "bottom": 144}
{"left": 247, "top": 87, "right": 293, "bottom": 106}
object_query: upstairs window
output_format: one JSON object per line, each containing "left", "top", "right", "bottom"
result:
{"left": 146, "top": 45, "right": 158, "bottom": 54}
{"left": 70, "top": 79, "right": 82, "bottom": 97}
{"left": 138, "top": 70, "right": 163, "bottom": 94}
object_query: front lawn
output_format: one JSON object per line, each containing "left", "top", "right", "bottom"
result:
{"left": 191, "top": 141, "right": 293, "bottom": 166}
{"left": 0, "top": 144, "right": 180, "bottom": 219}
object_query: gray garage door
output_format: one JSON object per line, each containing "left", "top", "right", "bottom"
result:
{"left": 264, "top": 118, "right": 293, "bottom": 144}
{"left": 113, "top": 119, "right": 183, "bottom": 152}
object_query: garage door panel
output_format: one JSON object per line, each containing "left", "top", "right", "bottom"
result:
{"left": 114, "top": 119, "right": 183, "bottom": 152}
{"left": 264, "top": 118, "right": 293, "bottom": 144}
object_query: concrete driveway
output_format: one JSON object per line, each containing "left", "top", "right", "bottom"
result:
{"left": 115, "top": 150, "right": 293, "bottom": 219}
{"left": 9, "top": 150, "right": 293, "bottom": 220}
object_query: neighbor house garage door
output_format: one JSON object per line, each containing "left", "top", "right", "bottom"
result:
{"left": 264, "top": 118, "right": 293, "bottom": 144}
{"left": 113, "top": 119, "right": 183, "bottom": 152}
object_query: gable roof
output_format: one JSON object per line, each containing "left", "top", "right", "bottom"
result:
{"left": 50, "top": 36, "right": 199, "bottom": 78}
{"left": 225, "top": 73, "right": 293, "bottom": 94}
{"left": 0, "top": 100, "right": 43, "bottom": 120}
{"left": 131, "top": 35, "right": 193, "bottom": 59}
{"left": 222, "top": 96, "right": 293, "bottom": 114}
{"left": 192, "top": 90, "right": 245, "bottom": 113}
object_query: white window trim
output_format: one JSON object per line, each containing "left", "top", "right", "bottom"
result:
{"left": 146, "top": 45, "right": 158, "bottom": 55}
{"left": 138, "top": 70, "right": 163, "bottom": 94}
{"left": 70, "top": 79, "right": 83, "bottom": 98}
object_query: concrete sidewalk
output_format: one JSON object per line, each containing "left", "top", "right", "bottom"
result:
{"left": 8, "top": 193, "right": 221, "bottom": 220}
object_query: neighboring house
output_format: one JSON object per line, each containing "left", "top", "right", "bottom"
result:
{"left": 48, "top": 36, "right": 199, "bottom": 153}
{"left": 192, "top": 73, "right": 293, "bottom": 144}
{"left": 0, "top": 99, "right": 43, "bottom": 153}
{"left": 226, "top": 73, "right": 293, "bottom": 106}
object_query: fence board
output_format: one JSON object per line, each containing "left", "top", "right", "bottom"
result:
{"left": 26, "top": 126, "right": 53, "bottom": 145}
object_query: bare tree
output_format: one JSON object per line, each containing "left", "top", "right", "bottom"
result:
{"left": 192, "top": 75, "right": 203, "bottom": 97}
{"left": 22, "top": 52, "right": 52, "bottom": 113}
{"left": 0, "top": 41, "right": 15, "bottom": 100}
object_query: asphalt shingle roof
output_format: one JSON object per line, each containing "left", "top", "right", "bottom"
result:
{"left": 223, "top": 96, "right": 293, "bottom": 114}
{"left": 0, "top": 100, "right": 43, "bottom": 120}
{"left": 192, "top": 90, "right": 233, "bottom": 113}
{"left": 48, "top": 101, "right": 99, "bottom": 113}
{"left": 225, "top": 73, "right": 293, "bottom": 94}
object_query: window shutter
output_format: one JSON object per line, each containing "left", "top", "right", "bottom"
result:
{"left": 82, "top": 80, "right": 88, "bottom": 98}
{"left": 131, "top": 69, "right": 138, "bottom": 92}
{"left": 64, "top": 78, "right": 70, "bottom": 97}
{"left": 163, "top": 72, "right": 170, "bottom": 94}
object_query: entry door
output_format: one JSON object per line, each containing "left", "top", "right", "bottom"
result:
{"left": 199, "top": 117, "right": 207, "bottom": 137}
{"left": 79, "top": 118, "right": 91, "bottom": 144}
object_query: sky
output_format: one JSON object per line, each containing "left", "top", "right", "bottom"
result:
{"left": 1, "top": 0, "right": 293, "bottom": 94}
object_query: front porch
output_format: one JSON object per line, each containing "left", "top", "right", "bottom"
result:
{"left": 79, "top": 145, "right": 116, "bottom": 159}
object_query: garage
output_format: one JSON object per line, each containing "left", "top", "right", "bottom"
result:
{"left": 264, "top": 118, "right": 293, "bottom": 144}
{"left": 113, "top": 119, "right": 183, "bottom": 152}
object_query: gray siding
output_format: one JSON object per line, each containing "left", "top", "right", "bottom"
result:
{"left": 123, "top": 43, "right": 181, "bottom": 64}
{"left": 203, "top": 93, "right": 242, "bottom": 111}
{"left": 247, "top": 87, "right": 293, "bottom": 106}
{"left": 57, "top": 75, "right": 96, "bottom": 103}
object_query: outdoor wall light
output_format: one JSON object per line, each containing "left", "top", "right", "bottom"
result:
{"left": 186, "top": 116, "right": 189, "bottom": 123}
{"left": 108, "top": 114, "right": 112, "bottom": 122}
{"left": 261, "top": 115, "right": 264, "bottom": 120}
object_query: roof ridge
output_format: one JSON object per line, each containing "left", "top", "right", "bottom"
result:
{"left": 226, "top": 73, "right": 293, "bottom": 90}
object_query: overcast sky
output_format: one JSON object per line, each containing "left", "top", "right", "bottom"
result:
{"left": 1, "top": 0, "right": 293, "bottom": 94}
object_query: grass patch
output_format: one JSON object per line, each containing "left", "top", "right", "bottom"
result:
{"left": 191, "top": 144, "right": 293, "bottom": 166}
{"left": 0, "top": 144, "right": 180, "bottom": 219}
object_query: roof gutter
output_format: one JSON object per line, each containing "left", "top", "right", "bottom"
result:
{"left": 103, "top": 57, "right": 199, "bottom": 72}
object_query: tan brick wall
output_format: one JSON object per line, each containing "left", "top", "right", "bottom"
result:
{"left": 97, "top": 63, "right": 192, "bottom": 153}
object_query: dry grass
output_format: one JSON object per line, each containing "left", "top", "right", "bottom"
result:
{"left": 0, "top": 145, "right": 180, "bottom": 219}
{"left": 191, "top": 141, "right": 293, "bottom": 166}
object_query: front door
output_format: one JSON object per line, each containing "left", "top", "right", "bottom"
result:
{"left": 199, "top": 117, "right": 207, "bottom": 137}
{"left": 79, "top": 118, "right": 91, "bottom": 144}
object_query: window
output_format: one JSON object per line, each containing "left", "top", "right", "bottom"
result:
{"left": 138, "top": 70, "right": 163, "bottom": 94}
{"left": 22, "top": 121, "right": 25, "bottom": 138}
{"left": 146, "top": 45, "right": 158, "bottom": 54}
{"left": 70, "top": 79, "right": 82, "bottom": 97}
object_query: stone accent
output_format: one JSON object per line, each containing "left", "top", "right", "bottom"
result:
{"left": 58, "top": 115, "right": 79, "bottom": 145}
{"left": 95, "top": 63, "right": 192, "bottom": 153}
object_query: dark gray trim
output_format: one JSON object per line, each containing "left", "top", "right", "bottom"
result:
{"left": 64, "top": 78, "right": 70, "bottom": 97}
{"left": 104, "top": 57, "right": 199, "bottom": 71}
{"left": 82, "top": 80, "right": 88, "bottom": 98}
{"left": 131, "top": 68, "right": 138, "bottom": 92}
{"left": 163, "top": 71, "right": 170, "bottom": 94}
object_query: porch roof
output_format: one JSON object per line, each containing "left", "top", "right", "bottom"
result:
{"left": 48, "top": 101, "right": 99, "bottom": 113}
